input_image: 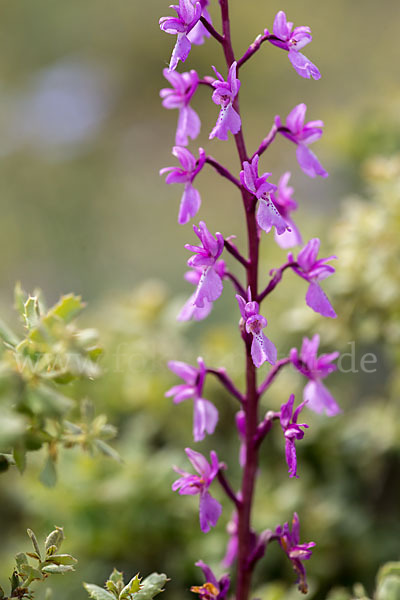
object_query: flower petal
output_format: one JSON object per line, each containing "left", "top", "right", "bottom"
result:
{"left": 303, "top": 380, "right": 341, "bottom": 416}
{"left": 306, "top": 281, "right": 337, "bottom": 318}
{"left": 296, "top": 144, "right": 328, "bottom": 178}
{"left": 199, "top": 491, "right": 222, "bottom": 533}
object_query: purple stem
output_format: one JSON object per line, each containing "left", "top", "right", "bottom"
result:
{"left": 252, "top": 123, "right": 279, "bottom": 160}
{"left": 258, "top": 358, "right": 291, "bottom": 397}
{"left": 257, "top": 261, "right": 296, "bottom": 303}
{"left": 254, "top": 410, "right": 280, "bottom": 448}
{"left": 217, "top": 467, "right": 242, "bottom": 508}
{"left": 224, "top": 239, "right": 249, "bottom": 268}
{"left": 206, "top": 367, "right": 245, "bottom": 404}
{"left": 198, "top": 77, "right": 215, "bottom": 88}
{"left": 225, "top": 271, "right": 247, "bottom": 299}
{"left": 205, "top": 156, "right": 242, "bottom": 189}
{"left": 218, "top": 3, "right": 261, "bottom": 600}
{"left": 247, "top": 530, "right": 279, "bottom": 570}
{"left": 200, "top": 16, "right": 224, "bottom": 44}
{"left": 237, "top": 32, "right": 271, "bottom": 68}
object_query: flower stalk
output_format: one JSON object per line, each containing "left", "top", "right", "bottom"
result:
{"left": 159, "top": 1, "right": 340, "bottom": 598}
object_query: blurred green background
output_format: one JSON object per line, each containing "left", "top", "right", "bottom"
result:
{"left": 1, "top": 1, "right": 400, "bottom": 600}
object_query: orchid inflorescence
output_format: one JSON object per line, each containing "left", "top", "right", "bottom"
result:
{"left": 159, "top": 2, "right": 340, "bottom": 598}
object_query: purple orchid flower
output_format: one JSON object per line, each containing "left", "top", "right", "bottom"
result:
{"left": 165, "top": 357, "right": 218, "bottom": 441}
{"left": 240, "top": 155, "right": 289, "bottom": 237}
{"left": 236, "top": 290, "right": 277, "bottom": 368}
{"left": 290, "top": 334, "right": 340, "bottom": 416}
{"left": 160, "top": 146, "right": 206, "bottom": 224}
{"left": 271, "top": 172, "right": 302, "bottom": 248}
{"left": 191, "top": 561, "right": 230, "bottom": 600}
{"left": 172, "top": 448, "right": 222, "bottom": 533}
{"left": 178, "top": 261, "right": 226, "bottom": 321}
{"left": 276, "top": 513, "right": 315, "bottom": 593}
{"left": 160, "top": 69, "right": 201, "bottom": 146}
{"left": 159, "top": 0, "right": 202, "bottom": 71}
{"left": 187, "top": 0, "right": 212, "bottom": 46}
{"left": 269, "top": 11, "right": 321, "bottom": 80}
{"left": 209, "top": 62, "right": 241, "bottom": 141}
{"left": 185, "top": 221, "right": 225, "bottom": 308}
{"left": 276, "top": 104, "right": 328, "bottom": 178}
{"left": 279, "top": 394, "right": 309, "bottom": 478}
{"left": 289, "top": 238, "right": 337, "bottom": 318}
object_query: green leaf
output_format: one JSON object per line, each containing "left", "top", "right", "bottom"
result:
{"left": 83, "top": 583, "right": 116, "bottom": 600}
{"left": 46, "top": 554, "right": 77, "bottom": 566}
{"left": 15, "top": 553, "right": 29, "bottom": 571}
{"left": 27, "top": 529, "right": 41, "bottom": 560}
{"left": 0, "top": 318, "right": 19, "bottom": 347}
{"left": 13, "top": 444, "right": 27, "bottom": 474}
{"left": 0, "top": 584, "right": 4, "bottom": 598}
{"left": 39, "top": 455, "right": 57, "bottom": 488}
{"left": 378, "top": 564, "right": 400, "bottom": 585}
{"left": 28, "top": 384, "right": 73, "bottom": 418}
{"left": 20, "top": 564, "right": 43, "bottom": 582}
{"left": 94, "top": 439, "right": 122, "bottom": 463}
{"left": 10, "top": 569, "right": 20, "bottom": 593}
{"left": 45, "top": 527, "right": 64, "bottom": 552}
{"left": 106, "top": 569, "right": 124, "bottom": 594}
{"left": 0, "top": 411, "right": 26, "bottom": 447}
{"left": 24, "top": 296, "right": 40, "bottom": 329}
{"left": 48, "top": 294, "right": 85, "bottom": 324}
{"left": 376, "top": 576, "right": 400, "bottom": 600}
{"left": 132, "top": 573, "right": 168, "bottom": 600}
{"left": 26, "top": 552, "right": 41, "bottom": 561}
{"left": 41, "top": 564, "right": 75, "bottom": 574}
{"left": 120, "top": 574, "right": 142, "bottom": 599}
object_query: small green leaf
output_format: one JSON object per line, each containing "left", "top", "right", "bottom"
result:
{"left": 376, "top": 576, "right": 400, "bottom": 600}
{"left": 63, "top": 420, "right": 83, "bottom": 434}
{"left": 120, "top": 574, "right": 142, "bottom": 600}
{"left": 94, "top": 439, "right": 122, "bottom": 463}
{"left": 106, "top": 569, "right": 123, "bottom": 598}
{"left": 20, "top": 564, "right": 43, "bottom": 582}
{"left": 27, "top": 529, "right": 41, "bottom": 560}
{"left": 39, "top": 455, "right": 57, "bottom": 488}
{"left": 24, "top": 296, "right": 40, "bottom": 329}
{"left": 132, "top": 573, "right": 168, "bottom": 600}
{"left": 45, "top": 527, "right": 64, "bottom": 552}
{"left": 48, "top": 294, "right": 85, "bottom": 324}
{"left": 378, "top": 563, "right": 400, "bottom": 585}
{"left": 46, "top": 554, "right": 77, "bottom": 566}
{"left": 0, "top": 583, "right": 4, "bottom": 598}
{"left": 41, "top": 564, "right": 75, "bottom": 574}
{"left": 0, "top": 318, "right": 19, "bottom": 347}
{"left": 15, "top": 553, "right": 29, "bottom": 571}
{"left": 26, "top": 552, "right": 41, "bottom": 561}
{"left": 106, "top": 581, "right": 119, "bottom": 598}
{"left": 13, "top": 445, "right": 27, "bottom": 474}
{"left": 83, "top": 583, "right": 116, "bottom": 600}
{"left": 10, "top": 570, "right": 20, "bottom": 593}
